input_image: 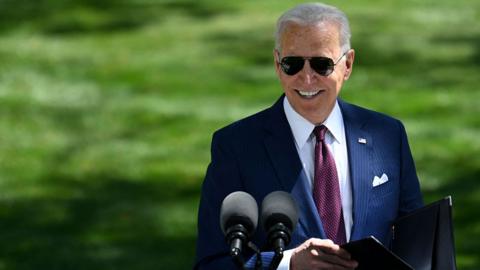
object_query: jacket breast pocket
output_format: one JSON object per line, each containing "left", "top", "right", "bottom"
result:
{"left": 371, "top": 180, "right": 394, "bottom": 198}
{"left": 367, "top": 180, "right": 400, "bottom": 226}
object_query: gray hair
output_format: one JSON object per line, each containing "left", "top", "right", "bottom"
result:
{"left": 275, "top": 3, "right": 351, "bottom": 53}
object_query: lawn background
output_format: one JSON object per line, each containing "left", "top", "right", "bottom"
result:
{"left": 0, "top": 0, "right": 479, "bottom": 269}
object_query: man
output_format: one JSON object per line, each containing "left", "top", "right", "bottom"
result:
{"left": 195, "top": 3, "right": 423, "bottom": 270}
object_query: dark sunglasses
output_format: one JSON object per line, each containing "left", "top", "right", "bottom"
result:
{"left": 278, "top": 52, "right": 347, "bottom": 76}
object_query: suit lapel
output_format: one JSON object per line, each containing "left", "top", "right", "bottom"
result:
{"left": 262, "top": 96, "right": 303, "bottom": 192}
{"left": 291, "top": 170, "right": 326, "bottom": 242}
{"left": 339, "top": 100, "right": 374, "bottom": 241}
{"left": 263, "top": 96, "right": 325, "bottom": 238}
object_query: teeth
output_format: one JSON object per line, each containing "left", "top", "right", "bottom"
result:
{"left": 298, "top": 90, "right": 320, "bottom": 96}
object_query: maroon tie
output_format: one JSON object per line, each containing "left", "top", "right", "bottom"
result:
{"left": 312, "top": 125, "right": 346, "bottom": 244}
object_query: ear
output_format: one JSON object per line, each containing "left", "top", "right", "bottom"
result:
{"left": 343, "top": 49, "right": 355, "bottom": 80}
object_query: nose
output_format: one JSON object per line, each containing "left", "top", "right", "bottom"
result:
{"left": 299, "top": 59, "right": 317, "bottom": 85}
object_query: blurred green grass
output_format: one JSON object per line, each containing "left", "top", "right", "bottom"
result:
{"left": 0, "top": 0, "right": 479, "bottom": 269}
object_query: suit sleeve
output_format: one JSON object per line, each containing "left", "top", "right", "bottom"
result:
{"left": 194, "top": 131, "right": 243, "bottom": 269}
{"left": 194, "top": 131, "right": 278, "bottom": 269}
{"left": 397, "top": 121, "right": 424, "bottom": 216}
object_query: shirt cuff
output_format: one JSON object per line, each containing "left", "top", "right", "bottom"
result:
{"left": 276, "top": 249, "right": 294, "bottom": 270}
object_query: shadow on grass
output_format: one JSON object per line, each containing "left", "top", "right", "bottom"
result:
{"left": 431, "top": 34, "right": 480, "bottom": 66}
{"left": 0, "top": 174, "right": 200, "bottom": 270}
{"left": 355, "top": 36, "right": 480, "bottom": 67}
{"left": 205, "top": 28, "right": 274, "bottom": 67}
{"left": 0, "top": 0, "right": 237, "bottom": 35}
{"left": 353, "top": 32, "right": 480, "bottom": 80}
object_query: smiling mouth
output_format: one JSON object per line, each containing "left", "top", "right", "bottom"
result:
{"left": 295, "top": 89, "right": 324, "bottom": 99}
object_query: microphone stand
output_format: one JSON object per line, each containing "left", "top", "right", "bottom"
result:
{"left": 247, "top": 242, "right": 263, "bottom": 270}
{"left": 226, "top": 224, "right": 248, "bottom": 270}
{"left": 269, "top": 244, "right": 284, "bottom": 270}
{"left": 226, "top": 225, "right": 262, "bottom": 270}
{"left": 267, "top": 223, "right": 291, "bottom": 270}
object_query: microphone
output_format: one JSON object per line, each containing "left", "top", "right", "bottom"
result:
{"left": 261, "top": 191, "right": 299, "bottom": 270}
{"left": 220, "top": 191, "right": 259, "bottom": 269}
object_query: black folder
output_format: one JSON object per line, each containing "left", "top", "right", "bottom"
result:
{"left": 392, "top": 196, "right": 457, "bottom": 270}
{"left": 341, "top": 236, "right": 413, "bottom": 270}
{"left": 341, "top": 196, "right": 457, "bottom": 270}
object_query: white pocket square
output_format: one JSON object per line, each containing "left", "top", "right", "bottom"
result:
{"left": 372, "top": 173, "right": 389, "bottom": 187}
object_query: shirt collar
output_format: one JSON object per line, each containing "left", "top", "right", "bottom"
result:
{"left": 323, "top": 100, "right": 345, "bottom": 145}
{"left": 283, "top": 97, "right": 345, "bottom": 148}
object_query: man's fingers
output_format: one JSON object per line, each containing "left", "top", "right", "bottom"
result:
{"left": 308, "top": 238, "right": 350, "bottom": 258}
{"left": 307, "top": 238, "right": 358, "bottom": 268}
{"left": 291, "top": 238, "right": 359, "bottom": 270}
{"left": 311, "top": 248, "right": 358, "bottom": 268}
{"left": 331, "top": 246, "right": 353, "bottom": 260}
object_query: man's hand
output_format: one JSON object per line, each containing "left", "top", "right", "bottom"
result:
{"left": 290, "top": 238, "right": 358, "bottom": 270}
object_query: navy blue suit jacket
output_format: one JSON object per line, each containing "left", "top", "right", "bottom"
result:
{"left": 195, "top": 96, "right": 423, "bottom": 269}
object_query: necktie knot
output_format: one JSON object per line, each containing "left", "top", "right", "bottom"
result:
{"left": 313, "top": 125, "right": 328, "bottom": 142}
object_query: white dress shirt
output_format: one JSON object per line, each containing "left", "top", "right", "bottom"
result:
{"left": 277, "top": 97, "right": 353, "bottom": 269}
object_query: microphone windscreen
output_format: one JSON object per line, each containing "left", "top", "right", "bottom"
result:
{"left": 261, "top": 191, "right": 299, "bottom": 231}
{"left": 220, "top": 191, "right": 258, "bottom": 235}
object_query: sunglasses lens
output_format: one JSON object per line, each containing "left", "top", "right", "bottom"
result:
{"left": 310, "top": 57, "right": 334, "bottom": 76}
{"left": 280, "top": 57, "right": 304, "bottom": 75}
{"left": 279, "top": 56, "right": 337, "bottom": 76}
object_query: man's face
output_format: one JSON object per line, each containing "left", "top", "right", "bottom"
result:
{"left": 274, "top": 22, "right": 354, "bottom": 125}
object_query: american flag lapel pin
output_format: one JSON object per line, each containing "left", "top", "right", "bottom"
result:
{"left": 358, "top": 138, "right": 367, "bottom": 144}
